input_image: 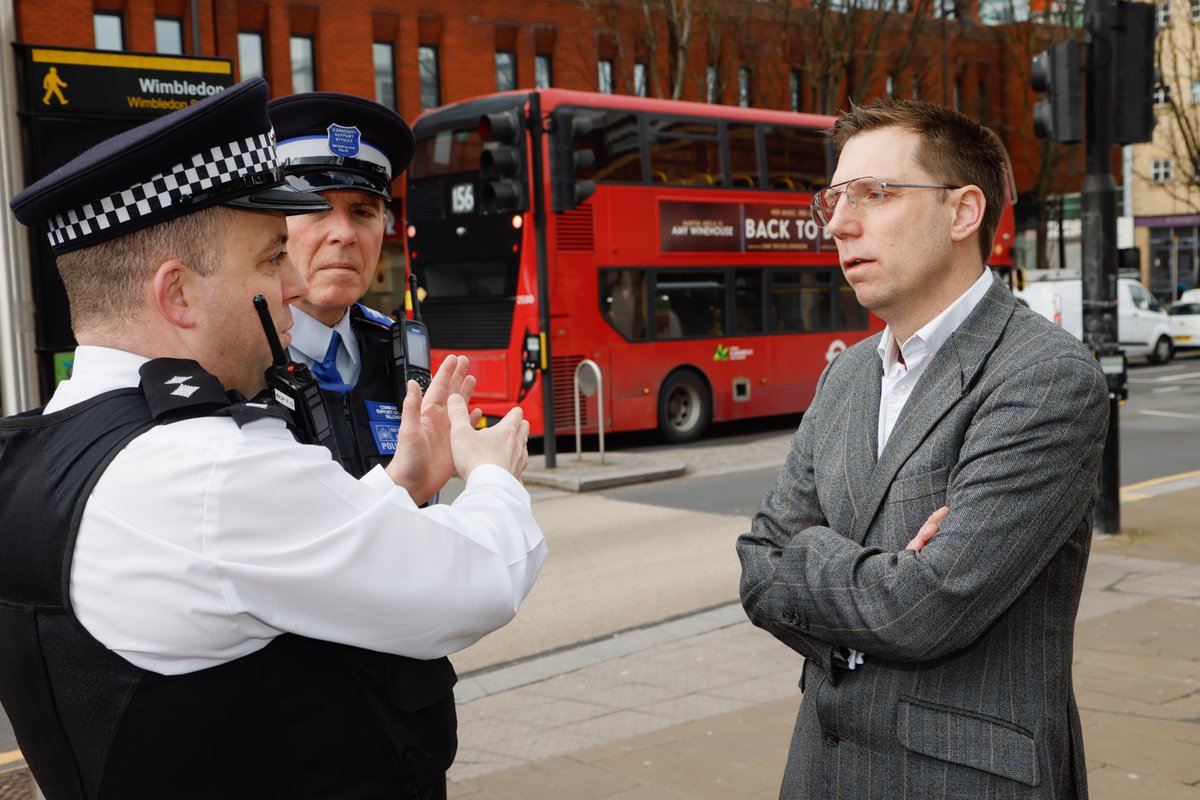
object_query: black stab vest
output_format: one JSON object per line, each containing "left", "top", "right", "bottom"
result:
{"left": 0, "top": 359, "right": 455, "bottom": 799}
{"left": 323, "top": 305, "right": 403, "bottom": 479}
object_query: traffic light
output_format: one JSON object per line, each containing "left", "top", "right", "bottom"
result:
{"left": 479, "top": 110, "right": 526, "bottom": 214}
{"left": 1113, "top": 1, "right": 1157, "bottom": 145}
{"left": 549, "top": 108, "right": 597, "bottom": 213}
{"left": 1030, "top": 41, "right": 1083, "bottom": 143}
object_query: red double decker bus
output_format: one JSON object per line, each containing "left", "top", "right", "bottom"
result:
{"left": 404, "top": 89, "right": 1015, "bottom": 442}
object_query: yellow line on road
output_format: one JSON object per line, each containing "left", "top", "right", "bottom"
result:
{"left": 1121, "top": 470, "right": 1200, "bottom": 492}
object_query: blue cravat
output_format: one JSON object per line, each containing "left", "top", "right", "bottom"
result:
{"left": 310, "top": 330, "right": 353, "bottom": 395}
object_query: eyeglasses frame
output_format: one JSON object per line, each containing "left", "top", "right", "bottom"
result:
{"left": 811, "top": 176, "right": 963, "bottom": 228}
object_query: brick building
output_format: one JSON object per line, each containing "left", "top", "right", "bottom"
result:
{"left": 12, "top": 0, "right": 1078, "bottom": 196}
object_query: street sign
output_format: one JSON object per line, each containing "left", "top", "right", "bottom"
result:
{"left": 18, "top": 46, "right": 233, "bottom": 117}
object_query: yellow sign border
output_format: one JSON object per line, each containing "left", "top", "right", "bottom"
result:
{"left": 31, "top": 48, "right": 232, "bottom": 76}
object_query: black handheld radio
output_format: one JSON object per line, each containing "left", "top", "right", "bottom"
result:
{"left": 392, "top": 274, "right": 432, "bottom": 399}
{"left": 253, "top": 295, "right": 340, "bottom": 458}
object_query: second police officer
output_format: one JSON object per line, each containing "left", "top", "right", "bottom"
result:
{"left": 268, "top": 93, "right": 459, "bottom": 798}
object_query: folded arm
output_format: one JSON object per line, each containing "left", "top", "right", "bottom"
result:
{"left": 738, "top": 353, "right": 1108, "bottom": 663}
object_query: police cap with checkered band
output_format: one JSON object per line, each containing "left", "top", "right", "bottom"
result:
{"left": 10, "top": 77, "right": 330, "bottom": 255}
{"left": 268, "top": 92, "right": 414, "bottom": 201}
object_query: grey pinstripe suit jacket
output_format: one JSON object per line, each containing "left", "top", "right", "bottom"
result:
{"left": 737, "top": 279, "right": 1109, "bottom": 799}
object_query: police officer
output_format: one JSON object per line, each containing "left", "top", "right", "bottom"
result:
{"left": 0, "top": 78, "right": 546, "bottom": 799}
{"left": 268, "top": 92, "right": 416, "bottom": 477}
{"left": 268, "top": 92, "right": 457, "bottom": 798}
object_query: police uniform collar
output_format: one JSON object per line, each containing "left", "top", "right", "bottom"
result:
{"left": 288, "top": 306, "right": 360, "bottom": 369}
{"left": 138, "top": 358, "right": 234, "bottom": 422}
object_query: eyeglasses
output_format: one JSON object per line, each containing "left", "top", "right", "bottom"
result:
{"left": 810, "top": 176, "right": 962, "bottom": 228}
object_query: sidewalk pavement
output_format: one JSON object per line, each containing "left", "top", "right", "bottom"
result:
{"left": 447, "top": 483, "right": 1200, "bottom": 800}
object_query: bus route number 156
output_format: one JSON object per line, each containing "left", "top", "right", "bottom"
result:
{"left": 451, "top": 183, "right": 475, "bottom": 214}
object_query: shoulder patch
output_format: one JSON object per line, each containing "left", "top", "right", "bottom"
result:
{"left": 355, "top": 303, "right": 395, "bottom": 329}
{"left": 138, "top": 358, "right": 232, "bottom": 423}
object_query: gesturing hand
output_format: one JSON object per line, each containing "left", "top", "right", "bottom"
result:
{"left": 448, "top": 394, "right": 530, "bottom": 481}
{"left": 906, "top": 505, "right": 950, "bottom": 551}
{"left": 386, "top": 354, "right": 481, "bottom": 504}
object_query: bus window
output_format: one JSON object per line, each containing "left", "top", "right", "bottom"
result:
{"left": 728, "top": 124, "right": 760, "bottom": 188}
{"left": 655, "top": 271, "right": 726, "bottom": 338}
{"left": 409, "top": 129, "right": 483, "bottom": 178}
{"left": 600, "top": 269, "right": 648, "bottom": 340}
{"left": 647, "top": 118, "right": 723, "bottom": 186}
{"left": 579, "top": 110, "right": 643, "bottom": 183}
{"left": 734, "top": 269, "right": 764, "bottom": 334}
{"left": 423, "top": 259, "right": 517, "bottom": 299}
{"left": 763, "top": 126, "right": 827, "bottom": 192}
{"left": 836, "top": 282, "right": 869, "bottom": 329}
{"left": 772, "top": 270, "right": 833, "bottom": 332}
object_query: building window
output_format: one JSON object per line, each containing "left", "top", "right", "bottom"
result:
{"left": 373, "top": 43, "right": 396, "bottom": 110}
{"left": 790, "top": 70, "right": 801, "bottom": 111}
{"left": 238, "top": 31, "right": 265, "bottom": 80}
{"left": 1192, "top": 0, "right": 1200, "bottom": 21}
{"left": 886, "top": 73, "right": 896, "bottom": 97}
{"left": 953, "top": 77, "right": 963, "bottom": 110}
{"left": 291, "top": 36, "right": 315, "bottom": 92}
{"left": 598, "top": 59, "right": 613, "bottom": 94}
{"left": 495, "top": 50, "right": 516, "bottom": 92}
{"left": 634, "top": 61, "right": 647, "bottom": 97}
{"left": 1151, "top": 158, "right": 1174, "bottom": 182}
{"left": 738, "top": 67, "right": 752, "bottom": 107}
{"left": 912, "top": 74, "right": 922, "bottom": 99}
{"left": 419, "top": 46, "right": 441, "bottom": 109}
{"left": 1157, "top": 1, "right": 1171, "bottom": 26}
{"left": 94, "top": 12, "right": 124, "bottom": 51}
{"left": 706, "top": 65, "right": 717, "bottom": 103}
{"left": 1191, "top": 79, "right": 1200, "bottom": 104}
{"left": 1154, "top": 83, "right": 1173, "bottom": 106}
{"left": 155, "top": 17, "right": 184, "bottom": 54}
{"left": 535, "top": 54, "right": 553, "bottom": 89}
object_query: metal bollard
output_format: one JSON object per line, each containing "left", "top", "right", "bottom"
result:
{"left": 573, "top": 359, "right": 605, "bottom": 464}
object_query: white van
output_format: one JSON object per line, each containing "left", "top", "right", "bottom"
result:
{"left": 1014, "top": 273, "right": 1174, "bottom": 364}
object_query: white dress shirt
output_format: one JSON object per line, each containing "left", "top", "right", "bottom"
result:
{"left": 847, "top": 269, "right": 991, "bottom": 671}
{"left": 288, "top": 306, "right": 362, "bottom": 385}
{"left": 45, "top": 346, "right": 547, "bottom": 675}
{"left": 876, "top": 269, "right": 993, "bottom": 457}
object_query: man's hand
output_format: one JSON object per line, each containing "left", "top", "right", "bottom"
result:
{"left": 448, "top": 394, "right": 530, "bottom": 481}
{"left": 906, "top": 505, "right": 949, "bottom": 551}
{"left": 386, "top": 354, "right": 481, "bottom": 503}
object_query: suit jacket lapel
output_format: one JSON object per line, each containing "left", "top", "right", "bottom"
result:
{"left": 848, "top": 279, "right": 1017, "bottom": 544}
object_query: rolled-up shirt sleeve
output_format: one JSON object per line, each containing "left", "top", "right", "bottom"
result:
{"left": 71, "top": 415, "right": 547, "bottom": 675}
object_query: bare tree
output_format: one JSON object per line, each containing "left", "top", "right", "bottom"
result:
{"left": 1149, "top": 10, "right": 1200, "bottom": 204}
{"left": 770, "top": 0, "right": 935, "bottom": 116}
{"left": 578, "top": 0, "right": 695, "bottom": 99}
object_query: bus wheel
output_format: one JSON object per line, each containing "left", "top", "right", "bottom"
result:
{"left": 1150, "top": 335, "right": 1173, "bottom": 365}
{"left": 657, "top": 370, "right": 711, "bottom": 443}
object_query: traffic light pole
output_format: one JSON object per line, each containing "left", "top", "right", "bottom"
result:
{"left": 1082, "top": 0, "right": 1121, "bottom": 534}
{"left": 528, "top": 92, "right": 557, "bottom": 468}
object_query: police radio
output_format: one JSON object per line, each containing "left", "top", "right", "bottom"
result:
{"left": 253, "top": 295, "right": 340, "bottom": 457}
{"left": 392, "top": 274, "right": 432, "bottom": 399}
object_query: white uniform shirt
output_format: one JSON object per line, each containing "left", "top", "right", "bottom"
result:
{"left": 45, "top": 346, "right": 547, "bottom": 675}
{"left": 876, "top": 269, "right": 993, "bottom": 457}
{"left": 288, "top": 306, "right": 362, "bottom": 385}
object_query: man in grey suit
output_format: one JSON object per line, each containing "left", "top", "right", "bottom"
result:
{"left": 737, "top": 98, "right": 1109, "bottom": 799}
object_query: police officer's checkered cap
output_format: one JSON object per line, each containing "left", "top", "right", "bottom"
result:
{"left": 10, "top": 77, "right": 327, "bottom": 255}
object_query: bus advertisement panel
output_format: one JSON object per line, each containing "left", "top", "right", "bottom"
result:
{"left": 404, "top": 89, "right": 1015, "bottom": 442}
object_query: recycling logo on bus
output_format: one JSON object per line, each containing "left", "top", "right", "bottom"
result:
{"left": 713, "top": 344, "right": 754, "bottom": 362}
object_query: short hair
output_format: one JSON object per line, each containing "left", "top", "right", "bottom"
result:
{"left": 830, "top": 98, "right": 1008, "bottom": 264}
{"left": 55, "top": 205, "right": 235, "bottom": 335}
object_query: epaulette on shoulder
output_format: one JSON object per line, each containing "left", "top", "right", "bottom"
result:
{"left": 355, "top": 303, "right": 395, "bottom": 330}
{"left": 138, "top": 358, "right": 232, "bottom": 423}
